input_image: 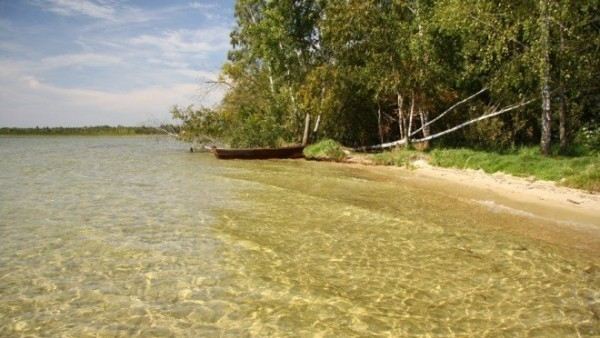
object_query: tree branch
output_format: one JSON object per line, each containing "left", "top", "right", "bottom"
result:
{"left": 205, "top": 80, "right": 233, "bottom": 89}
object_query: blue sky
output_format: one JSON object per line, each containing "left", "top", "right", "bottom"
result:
{"left": 0, "top": 0, "right": 235, "bottom": 127}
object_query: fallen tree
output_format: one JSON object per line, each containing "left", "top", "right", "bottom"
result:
{"left": 409, "top": 88, "right": 488, "bottom": 138}
{"left": 353, "top": 96, "right": 536, "bottom": 152}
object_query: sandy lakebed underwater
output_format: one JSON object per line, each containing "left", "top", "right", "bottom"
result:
{"left": 0, "top": 136, "right": 598, "bottom": 337}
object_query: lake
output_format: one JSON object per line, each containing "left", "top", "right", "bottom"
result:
{"left": 0, "top": 136, "right": 598, "bottom": 337}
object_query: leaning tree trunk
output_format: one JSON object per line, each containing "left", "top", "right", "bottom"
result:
{"left": 302, "top": 113, "right": 311, "bottom": 146}
{"left": 352, "top": 99, "right": 536, "bottom": 152}
{"left": 410, "top": 88, "right": 487, "bottom": 138}
{"left": 397, "top": 93, "right": 404, "bottom": 140}
{"left": 313, "top": 114, "right": 321, "bottom": 134}
{"left": 419, "top": 109, "right": 431, "bottom": 149}
{"left": 313, "top": 88, "right": 324, "bottom": 137}
{"left": 405, "top": 94, "right": 415, "bottom": 148}
{"left": 377, "top": 104, "right": 384, "bottom": 145}
{"left": 539, "top": 0, "right": 552, "bottom": 156}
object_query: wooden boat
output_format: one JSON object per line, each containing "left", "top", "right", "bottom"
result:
{"left": 209, "top": 145, "right": 305, "bottom": 160}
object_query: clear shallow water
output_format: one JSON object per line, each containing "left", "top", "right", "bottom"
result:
{"left": 0, "top": 136, "right": 598, "bottom": 337}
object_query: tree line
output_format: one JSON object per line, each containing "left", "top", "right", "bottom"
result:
{"left": 173, "top": 0, "right": 599, "bottom": 154}
{"left": 0, "top": 125, "right": 179, "bottom": 136}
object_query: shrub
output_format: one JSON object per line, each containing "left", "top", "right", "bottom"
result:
{"left": 304, "top": 139, "right": 347, "bottom": 161}
{"left": 575, "top": 123, "right": 600, "bottom": 155}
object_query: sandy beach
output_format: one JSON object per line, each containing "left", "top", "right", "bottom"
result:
{"left": 411, "top": 159, "right": 600, "bottom": 220}
{"left": 342, "top": 156, "right": 600, "bottom": 257}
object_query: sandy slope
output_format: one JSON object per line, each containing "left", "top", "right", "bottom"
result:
{"left": 411, "top": 159, "right": 600, "bottom": 220}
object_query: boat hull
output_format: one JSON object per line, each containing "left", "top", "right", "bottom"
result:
{"left": 212, "top": 145, "right": 305, "bottom": 160}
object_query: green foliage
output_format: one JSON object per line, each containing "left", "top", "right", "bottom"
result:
{"left": 171, "top": 100, "right": 295, "bottom": 148}
{"left": 175, "top": 0, "right": 599, "bottom": 156}
{"left": 171, "top": 105, "right": 226, "bottom": 143}
{"left": 574, "top": 123, "right": 600, "bottom": 154}
{"left": 304, "top": 139, "right": 347, "bottom": 162}
{"left": 227, "top": 106, "right": 292, "bottom": 147}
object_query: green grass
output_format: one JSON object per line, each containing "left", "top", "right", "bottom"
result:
{"left": 304, "top": 139, "right": 347, "bottom": 161}
{"left": 368, "top": 146, "right": 600, "bottom": 192}
{"left": 561, "top": 163, "right": 600, "bottom": 191}
{"left": 370, "top": 148, "right": 425, "bottom": 168}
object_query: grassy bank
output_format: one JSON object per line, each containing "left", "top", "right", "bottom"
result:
{"left": 304, "top": 139, "right": 600, "bottom": 192}
{"left": 0, "top": 126, "right": 173, "bottom": 136}
{"left": 304, "top": 139, "right": 347, "bottom": 161}
{"left": 372, "top": 147, "right": 600, "bottom": 192}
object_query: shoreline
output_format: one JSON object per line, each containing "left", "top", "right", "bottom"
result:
{"left": 338, "top": 156, "right": 600, "bottom": 257}
{"left": 410, "top": 159, "right": 600, "bottom": 220}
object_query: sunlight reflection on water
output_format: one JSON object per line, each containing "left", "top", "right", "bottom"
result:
{"left": 0, "top": 136, "right": 598, "bottom": 337}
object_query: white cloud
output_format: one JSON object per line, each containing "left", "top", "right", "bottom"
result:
{"left": 40, "top": 53, "right": 122, "bottom": 69}
{"left": 147, "top": 58, "right": 189, "bottom": 69}
{"left": 0, "top": 59, "right": 28, "bottom": 77}
{"left": 177, "top": 69, "right": 219, "bottom": 81}
{"left": 0, "top": 75, "right": 225, "bottom": 126}
{"left": 145, "top": 58, "right": 219, "bottom": 81}
{"left": 21, "top": 75, "right": 42, "bottom": 89}
{"left": 0, "top": 53, "right": 122, "bottom": 78}
{"left": 188, "top": 2, "right": 222, "bottom": 20}
{"left": 0, "top": 41, "right": 27, "bottom": 53}
{"left": 189, "top": 2, "right": 216, "bottom": 10}
{"left": 33, "top": 0, "right": 159, "bottom": 24}
{"left": 130, "top": 27, "right": 231, "bottom": 54}
{"left": 2, "top": 2, "right": 233, "bottom": 126}
{"left": 40, "top": 0, "right": 115, "bottom": 20}
{"left": 34, "top": 0, "right": 224, "bottom": 25}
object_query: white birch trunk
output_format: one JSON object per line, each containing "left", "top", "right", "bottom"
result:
{"left": 302, "top": 113, "right": 311, "bottom": 146}
{"left": 539, "top": 0, "right": 552, "bottom": 155}
{"left": 353, "top": 99, "right": 535, "bottom": 152}
{"left": 397, "top": 93, "right": 404, "bottom": 140}
{"left": 406, "top": 94, "right": 415, "bottom": 147}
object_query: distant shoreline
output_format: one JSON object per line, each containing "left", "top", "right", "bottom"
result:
{"left": 0, "top": 126, "right": 178, "bottom": 136}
